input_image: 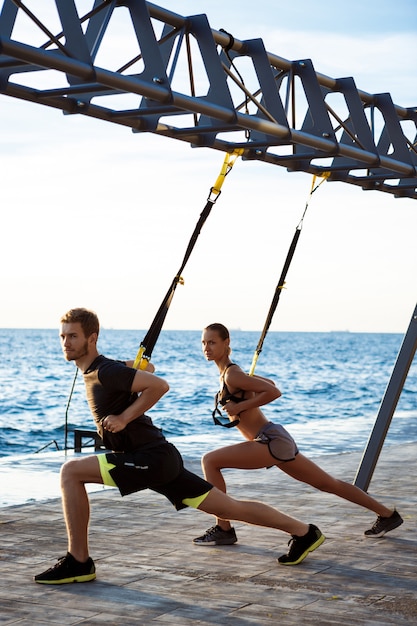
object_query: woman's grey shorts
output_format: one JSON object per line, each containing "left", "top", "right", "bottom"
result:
{"left": 254, "top": 421, "right": 299, "bottom": 462}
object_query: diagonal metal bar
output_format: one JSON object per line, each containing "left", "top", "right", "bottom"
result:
{"left": 354, "top": 304, "right": 417, "bottom": 490}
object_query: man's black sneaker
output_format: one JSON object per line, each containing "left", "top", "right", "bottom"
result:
{"left": 278, "top": 524, "right": 325, "bottom": 565}
{"left": 34, "top": 552, "right": 96, "bottom": 584}
{"left": 193, "top": 524, "right": 238, "bottom": 545}
{"left": 364, "top": 509, "right": 403, "bottom": 538}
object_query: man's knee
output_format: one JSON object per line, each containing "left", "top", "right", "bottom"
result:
{"left": 60, "top": 458, "right": 79, "bottom": 482}
{"left": 60, "top": 456, "right": 98, "bottom": 485}
{"left": 202, "top": 450, "right": 220, "bottom": 470}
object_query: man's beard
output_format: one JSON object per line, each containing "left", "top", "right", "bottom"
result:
{"left": 64, "top": 340, "right": 89, "bottom": 361}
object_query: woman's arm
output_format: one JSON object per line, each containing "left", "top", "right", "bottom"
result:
{"left": 253, "top": 373, "right": 276, "bottom": 386}
{"left": 222, "top": 366, "right": 281, "bottom": 417}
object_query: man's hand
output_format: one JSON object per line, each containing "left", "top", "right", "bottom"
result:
{"left": 103, "top": 370, "right": 169, "bottom": 432}
{"left": 125, "top": 359, "right": 155, "bottom": 373}
{"left": 103, "top": 414, "right": 126, "bottom": 434}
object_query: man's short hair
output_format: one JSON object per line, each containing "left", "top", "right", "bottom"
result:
{"left": 60, "top": 308, "right": 99, "bottom": 338}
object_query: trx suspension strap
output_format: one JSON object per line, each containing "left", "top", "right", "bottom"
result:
{"left": 248, "top": 173, "right": 329, "bottom": 376}
{"left": 133, "top": 149, "right": 243, "bottom": 370}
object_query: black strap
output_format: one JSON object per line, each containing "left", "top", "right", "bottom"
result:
{"left": 252, "top": 226, "right": 301, "bottom": 363}
{"left": 249, "top": 222, "right": 302, "bottom": 379}
{"left": 133, "top": 153, "right": 241, "bottom": 369}
{"left": 219, "top": 28, "right": 235, "bottom": 53}
{"left": 249, "top": 175, "right": 328, "bottom": 375}
{"left": 212, "top": 388, "right": 241, "bottom": 428}
{"left": 138, "top": 199, "right": 215, "bottom": 362}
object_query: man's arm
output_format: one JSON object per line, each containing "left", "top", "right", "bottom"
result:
{"left": 103, "top": 370, "right": 169, "bottom": 434}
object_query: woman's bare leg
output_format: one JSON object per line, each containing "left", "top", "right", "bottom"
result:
{"left": 280, "top": 453, "right": 393, "bottom": 517}
{"left": 202, "top": 444, "right": 395, "bottom": 532}
{"left": 201, "top": 442, "right": 277, "bottom": 530}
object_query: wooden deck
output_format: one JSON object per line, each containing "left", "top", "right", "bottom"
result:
{"left": 1, "top": 442, "right": 416, "bottom": 625}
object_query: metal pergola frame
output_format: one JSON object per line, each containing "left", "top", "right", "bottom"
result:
{"left": 1, "top": 0, "right": 416, "bottom": 488}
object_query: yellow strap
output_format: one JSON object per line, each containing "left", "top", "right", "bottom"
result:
{"left": 248, "top": 352, "right": 259, "bottom": 377}
{"left": 137, "top": 357, "right": 150, "bottom": 371}
{"left": 310, "top": 174, "right": 317, "bottom": 195}
{"left": 209, "top": 149, "right": 244, "bottom": 201}
{"left": 311, "top": 171, "right": 331, "bottom": 194}
{"left": 133, "top": 345, "right": 149, "bottom": 370}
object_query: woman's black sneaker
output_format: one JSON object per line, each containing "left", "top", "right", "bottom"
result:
{"left": 364, "top": 510, "right": 403, "bottom": 538}
{"left": 278, "top": 524, "right": 325, "bottom": 565}
{"left": 34, "top": 552, "right": 96, "bottom": 584}
{"left": 193, "top": 524, "right": 238, "bottom": 545}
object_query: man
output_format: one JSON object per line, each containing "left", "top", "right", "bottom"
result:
{"left": 34, "top": 308, "right": 325, "bottom": 584}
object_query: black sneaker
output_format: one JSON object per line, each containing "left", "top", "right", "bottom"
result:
{"left": 278, "top": 524, "right": 325, "bottom": 565}
{"left": 364, "top": 510, "right": 403, "bottom": 538}
{"left": 34, "top": 552, "right": 96, "bottom": 584}
{"left": 193, "top": 524, "right": 238, "bottom": 545}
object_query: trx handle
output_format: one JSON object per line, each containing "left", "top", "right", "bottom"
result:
{"left": 248, "top": 172, "right": 329, "bottom": 376}
{"left": 133, "top": 150, "right": 243, "bottom": 370}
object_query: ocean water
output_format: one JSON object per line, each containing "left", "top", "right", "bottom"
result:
{"left": 1, "top": 328, "right": 416, "bottom": 462}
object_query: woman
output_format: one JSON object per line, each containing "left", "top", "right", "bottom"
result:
{"left": 193, "top": 323, "right": 403, "bottom": 546}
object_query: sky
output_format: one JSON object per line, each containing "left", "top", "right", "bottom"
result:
{"left": 0, "top": 0, "right": 416, "bottom": 334}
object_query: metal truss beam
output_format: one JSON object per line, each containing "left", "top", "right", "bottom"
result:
{"left": 0, "top": 0, "right": 416, "bottom": 198}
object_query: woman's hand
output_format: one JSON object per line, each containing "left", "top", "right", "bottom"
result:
{"left": 222, "top": 400, "right": 240, "bottom": 418}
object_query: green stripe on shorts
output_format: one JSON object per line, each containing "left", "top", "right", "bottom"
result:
{"left": 97, "top": 453, "right": 117, "bottom": 487}
{"left": 182, "top": 490, "right": 211, "bottom": 509}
